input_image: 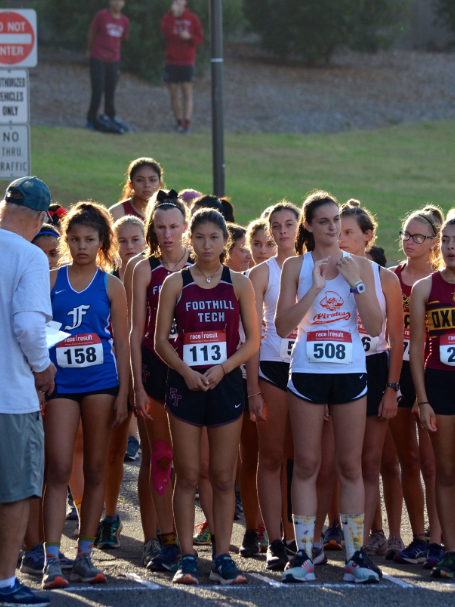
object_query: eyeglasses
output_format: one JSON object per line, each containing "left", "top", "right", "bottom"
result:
{"left": 400, "top": 230, "right": 434, "bottom": 245}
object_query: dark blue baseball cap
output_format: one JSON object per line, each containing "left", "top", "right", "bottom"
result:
{"left": 5, "top": 176, "right": 51, "bottom": 213}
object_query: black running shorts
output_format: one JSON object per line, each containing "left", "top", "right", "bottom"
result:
{"left": 46, "top": 386, "right": 119, "bottom": 404}
{"left": 166, "top": 367, "right": 245, "bottom": 427}
{"left": 425, "top": 368, "right": 455, "bottom": 415}
{"left": 142, "top": 346, "right": 168, "bottom": 404}
{"left": 366, "top": 351, "right": 389, "bottom": 417}
{"left": 163, "top": 64, "right": 195, "bottom": 83}
{"left": 259, "top": 360, "right": 290, "bottom": 393}
{"left": 288, "top": 372, "right": 368, "bottom": 406}
{"left": 398, "top": 361, "right": 416, "bottom": 408}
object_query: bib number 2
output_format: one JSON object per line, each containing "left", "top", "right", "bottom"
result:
{"left": 440, "top": 334, "right": 455, "bottom": 366}
{"left": 307, "top": 330, "right": 352, "bottom": 364}
{"left": 56, "top": 333, "right": 103, "bottom": 368}
{"left": 183, "top": 330, "right": 227, "bottom": 367}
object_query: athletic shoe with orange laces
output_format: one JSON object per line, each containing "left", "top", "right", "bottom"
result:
{"left": 193, "top": 520, "right": 211, "bottom": 545}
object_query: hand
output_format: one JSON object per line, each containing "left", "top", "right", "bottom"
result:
{"left": 419, "top": 403, "right": 437, "bottom": 432}
{"left": 134, "top": 388, "right": 154, "bottom": 421}
{"left": 411, "top": 400, "right": 420, "bottom": 422}
{"left": 249, "top": 393, "right": 267, "bottom": 422}
{"left": 112, "top": 395, "right": 128, "bottom": 428}
{"left": 34, "top": 362, "right": 56, "bottom": 395}
{"left": 183, "top": 368, "right": 210, "bottom": 392}
{"left": 336, "top": 255, "right": 361, "bottom": 288}
{"left": 378, "top": 389, "right": 398, "bottom": 421}
{"left": 203, "top": 365, "right": 225, "bottom": 390}
{"left": 324, "top": 404, "right": 331, "bottom": 422}
{"left": 180, "top": 30, "right": 191, "bottom": 40}
{"left": 312, "top": 257, "right": 329, "bottom": 291}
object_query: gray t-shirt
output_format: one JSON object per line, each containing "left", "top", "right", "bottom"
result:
{"left": 0, "top": 229, "right": 52, "bottom": 414}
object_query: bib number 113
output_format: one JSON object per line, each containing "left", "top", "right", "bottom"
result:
{"left": 183, "top": 330, "right": 227, "bottom": 367}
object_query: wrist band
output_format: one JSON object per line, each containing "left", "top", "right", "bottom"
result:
{"left": 418, "top": 401, "right": 429, "bottom": 406}
{"left": 220, "top": 363, "right": 226, "bottom": 376}
{"left": 248, "top": 391, "right": 262, "bottom": 399}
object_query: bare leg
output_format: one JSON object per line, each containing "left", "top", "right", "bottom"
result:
{"left": 281, "top": 413, "right": 295, "bottom": 540}
{"left": 198, "top": 427, "right": 215, "bottom": 533}
{"left": 314, "top": 419, "right": 336, "bottom": 540}
{"left": 418, "top": 423, "right": 442, "bottom": 545}
{"left": 128, "top": 414, "right": 138, "bottom": 439}
{"left": 137, "top": 418, "right": 158, "bottom": 542}
{"left": 239, "top": 412, "right": 260, "bottom": 530}
{"left": 380, "top": 427, "right": 403, "bottom": 537}
{"left": 362, "top": 416, "right": 389, "bottom": 539}
{"left": 181, "top": 82, "right": 194, "bottom": 122}
{"left": 24, "top": 498, "right": 42, "bottom": 550}
{"left": 0, "top": 499, "right": 30, "bottom": 579}
{"left": 168, "top": 83, "right": 182, "bottom": 124}
{"left": 105, "top": 412, "right": 131, "bottom": 516}
{"left": 68, "top": 421, "right": 84, "bottom": 514}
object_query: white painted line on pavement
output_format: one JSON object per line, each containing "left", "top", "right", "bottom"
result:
{"left": 126, "top": 573, "right": 162, "bottom": 589}
{"left": 250, "top": 573, "right": 282, "bottom": 587}
{"left": 383, "top": 574, "right": 415, "bottom": 589}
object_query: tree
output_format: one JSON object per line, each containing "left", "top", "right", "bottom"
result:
{"left": 433, "top": 0, "right": 455, "bottom": 40}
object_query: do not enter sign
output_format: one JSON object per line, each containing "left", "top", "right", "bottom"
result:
{"left": 0, "top": 10, "right": 37, "bottom": 68}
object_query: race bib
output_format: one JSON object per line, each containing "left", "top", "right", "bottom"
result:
{"left": 440, "top": 334, "right": 455, "bottom": 366}
{"left": 56, "top": 333, "right": 103, "bottom": 368}
{"left": 280, "top": 329, "right": 298, "bottom": 362}
{"left": 358, "top": 317, "right": 378, "bottom": 354}
{"left": 183, "top": 330, "right": 227, "bottom": 367}
{"left": 403, "top": 328, "right": 410, "bottom": 361}
{"left": 307, "top": 330, "right": 352, "bottom": 364}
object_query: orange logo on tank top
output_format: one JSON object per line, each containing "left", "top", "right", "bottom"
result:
{"left": 312, "top": 291, "right": 351, "bottom": 324}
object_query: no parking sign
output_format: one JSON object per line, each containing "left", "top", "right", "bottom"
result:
{"left": 0, "top": 10, "right": 37, "bottom": 68}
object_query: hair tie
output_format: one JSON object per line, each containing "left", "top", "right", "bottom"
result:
{"left": 35, "top": 231, "right": 58, "bottom": 238}
{"left": 156, "top": 189, "right": 178, "bottom": 202}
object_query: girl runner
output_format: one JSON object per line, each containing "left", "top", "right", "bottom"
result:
{"left": 246, "top": 218, "right": 277, "bottom": 265}
{"left": 246, "top": 201, "right": 299, "bottom": 570}
{"left": 109, "top": 157, "right": 163, "bottom": 221}
{"left": 131, "top": 190, "right": 192, "bottom": 571}
{"left": 32, "top": 224, "right": 60, "bottom": 269}
{"left": 42, "top": 202, "right": 129, "bottom": 588}
{"left": 390, "top": 206, "right": 444, "bottom": 568}
{"left": 155, "top": 208, "right": 259, "bottom": 585}
{"left": 191, "top": 195, "right": 235, "bottom": 222}
{"left": 276, "top": 191, "right": 383, "bottom": 584}
{"left": 410, "top": 211, "right": 455, "bottom": 579}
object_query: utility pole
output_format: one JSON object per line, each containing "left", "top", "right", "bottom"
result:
{"left": 210, "top": 0, "right": 225, "bottom": 197}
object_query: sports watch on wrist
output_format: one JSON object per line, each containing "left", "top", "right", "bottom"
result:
{"left": 350, "top": 281, "right": 366, "bottom": 294}
{"left": 386, "top": 382, "right": 400, "bottom": 391}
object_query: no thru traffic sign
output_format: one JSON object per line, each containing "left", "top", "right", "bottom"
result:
{"left": 0, "top": 124, "right": 30, "bottom": 179}
{"left": 0, "top": 10, "right": 37, "bottom": 68}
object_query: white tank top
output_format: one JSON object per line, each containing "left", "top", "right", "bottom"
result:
{"left": 290, "top": 251, "right": 366, "bottom": 374}
{"left": 260, "top": 257, "right": 298, "bottom": 363}
{"left": 358, "top": 261, "right": 388, "bottom": 357}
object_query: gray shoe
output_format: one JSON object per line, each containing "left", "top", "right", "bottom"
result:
{"left": 385, "top": 535, "right": 405, "bottom": 560}
{"left": 142, "top": 538, "right": 161, "bottom": 567}
{"left": 70, "top": 554, "right": 106, "bottom": 583}
{"left": 42, "top": 559, "right": 68, "bottom": 589}
{"left": 312, "top": 541, "right": 328, "bottom": 565}
{"left": 366, "top": 530, "right": 387, "bottom": 556}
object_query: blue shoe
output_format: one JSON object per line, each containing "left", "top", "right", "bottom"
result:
{"left": 58, "top": 550, "right": 74, "bottom": 570}
{"left": 394, "top": 535, "right": 428, "bottom": 564}
{"left": 172, "top": 555, "right": 201, "bottom": 585}
{"left": 124, "top": 436, "right": 140, "bottom": 461}
{"left": 147, "top": 544, "right": 180, "bottom": 571}
{"left": 20, "top": 543, "right": 44, "bottom": 575}
{"left": 209, "top": 554, "right": 247, "bottom": 585}
{"left": 86, "top": 120, "right": 95, "bottom": 130}
{"left": 0, "top": 579, "right": 50, "bottom": 606}
{"left": 423, "top": 543, "right": 444, "bottom": 569}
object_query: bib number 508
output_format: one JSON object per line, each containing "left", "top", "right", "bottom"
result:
{"left": 312, "top": 342, "right": 346, "bottom": 360}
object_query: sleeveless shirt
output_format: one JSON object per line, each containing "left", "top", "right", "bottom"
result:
{"left": 358, "top": 262, "right": 388, "bottom": 356}
{"left": 121, "top": 198, "right": 144, "bottom": 219}
{"left": 426, "top": 271, "right": 455, "bottom": 370}
{"left": 394, "top": 263, "right": 428, "bottom": 361}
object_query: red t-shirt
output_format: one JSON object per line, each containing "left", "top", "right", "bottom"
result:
{"left": 161, "top": 8, "right": 204, "bottom": 66}
{"left": 90, "top": 9, "right": 129, "bottom": 63}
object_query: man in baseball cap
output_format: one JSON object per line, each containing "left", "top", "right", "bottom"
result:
{"left": 5, "top": 176, "right": 52, "bottom": 220}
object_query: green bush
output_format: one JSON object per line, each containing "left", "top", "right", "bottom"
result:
{"left": 433, "top": 0, "right": 455, "bottom": 38}
{"left": 36, "top": 0, "right": 244, "bottom": 80}
{"left": 243, "top": 0, "right": 411, "bottom": 64}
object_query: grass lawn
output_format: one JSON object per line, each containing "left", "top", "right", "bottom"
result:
{"left": 4, "top": 121, "right": 455, "bottom": 262}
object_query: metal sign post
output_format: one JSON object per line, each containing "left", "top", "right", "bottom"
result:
{"left": 210, "top": 0, "right": 225, "bottom": 198}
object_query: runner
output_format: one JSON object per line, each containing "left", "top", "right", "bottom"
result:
{"left": 131, "top": 190, "right": 192, "bottom": 570}
{"left": 42, "top": 202, "right": 129, "bottom": 588}
{"left": 179, "top": 189, "right": 202, "bottom": 207}
{"left": 109, "top": 158, "right": 163, "bottom": 221}
{"left": 32, "top": 224, "right": 60, "bottom": 270}
{"left": 246, "top": 218, "right": 277, "bottom": 265}
{"left": 390, "top": 206, "right": 444, "bottom": 568}
{"left": 246, "top": 201, "right": 299, "bottom": 570}
{"left": 155, "top": 208, "right": 259, "bottom": 585}
{"left": 191, "top": 195, "right": 235, "bottom": 222}
{"left": 276, "top": 190, "right": 383, "bottom": 584}
{"left": 409, "top": 210, "right": 455, "bottom": 579}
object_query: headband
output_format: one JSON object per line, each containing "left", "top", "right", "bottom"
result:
{"left": 418, "top": 214, "right": 437, "bottom": 234}
{"left": 156, "top": 202, "right": 179, "bottom": 209}
{"left": 35, "top": 230, "right": 58, "bottom": 238}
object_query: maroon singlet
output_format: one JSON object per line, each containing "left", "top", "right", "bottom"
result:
{"left": 121, "top": 198, "right": 144, "bottom": 219}
{"left": 143, "top": 255, "right": 193, "bottom": 356}
{"left": 174, "top": 265, "right": 240, "bottom": 370}
{"left": 426, "top": 271, "right": 455, "bottom": 370}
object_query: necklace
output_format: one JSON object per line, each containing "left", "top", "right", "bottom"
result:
{"left": 196, "top": 263, "right": 222, "bottom": 283}
{"left": 161, "top": 247, "right": 186, "bottom": 273}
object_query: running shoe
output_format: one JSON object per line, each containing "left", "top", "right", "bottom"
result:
{"left": 97, "top": 515, "right": 123, "bottom": 549}
{"left": 344, "top": 550, "right": 381, "bottom": 584}
{"left": 59, "top": 551, "right": 74, "bottom": 571}
{"left": 365, "top": 530, "right": 387, "bottom": 556}
{"left": 86, "top": 121, "right": 95, "bottom": 130}
{"left": 423, "top": 543, "right": 444, "bottom": 570}
{"left": 240, "top": 529, "right": 260, "bottom": 558}
{"left": 70, "top": 555, "right": 106, "bottom": 583}
{"left": 285, "top": 540, "right": 297, "bottom": 556}
{"left": 266, "top": 539, "right": 288, "bottom": 571}
{"left": 282, "top": 550, "right": 315, "bottom": 583}
{"left": 21, "top": 543, "right": 45, "bottom": 575}
{"left": 148, "top": 544, "right": 180, "bottom": 572}
{"left": 142, "top": 539, "right": 161, "bottom": 568}
{"left": 209, "top": 554, "right": 247, "bottom": 585}
{"left": 258, "top": 523, "right": 268, "bottom": 553}
{"left": 42, "top": 559, "right": 68, "bottom": 589}
{"left": 324, "top": 520, "right": 344, "bottom": 550}
{"left": 385, "top": 535, "right": 405, "bottom": 560}
{"left": 393, "top": 536, "right": 428, "bottom": 564}
{"left": 0, "top": 579, "right": 50, "bottom": 606}
{"left": 193, "top": 520, "right": 211, "bottom": 545}
{"left": 172, "top": 555, "right": 201, "bottom": 585}
{"left": 312, "top": 543, "right": 328, "bottom": 566}
{"left": 431, "top": 551, "right": 455, "bottom": 579}
{"left": 124, "top": 436, "right": 140, "bottom": 462}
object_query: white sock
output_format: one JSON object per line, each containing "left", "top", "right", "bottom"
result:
{"left": 292, "top": 514, "right": 316, "bottom": 556}
{"left": 0, "top": 576, "right": 16, "bottom": 589}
